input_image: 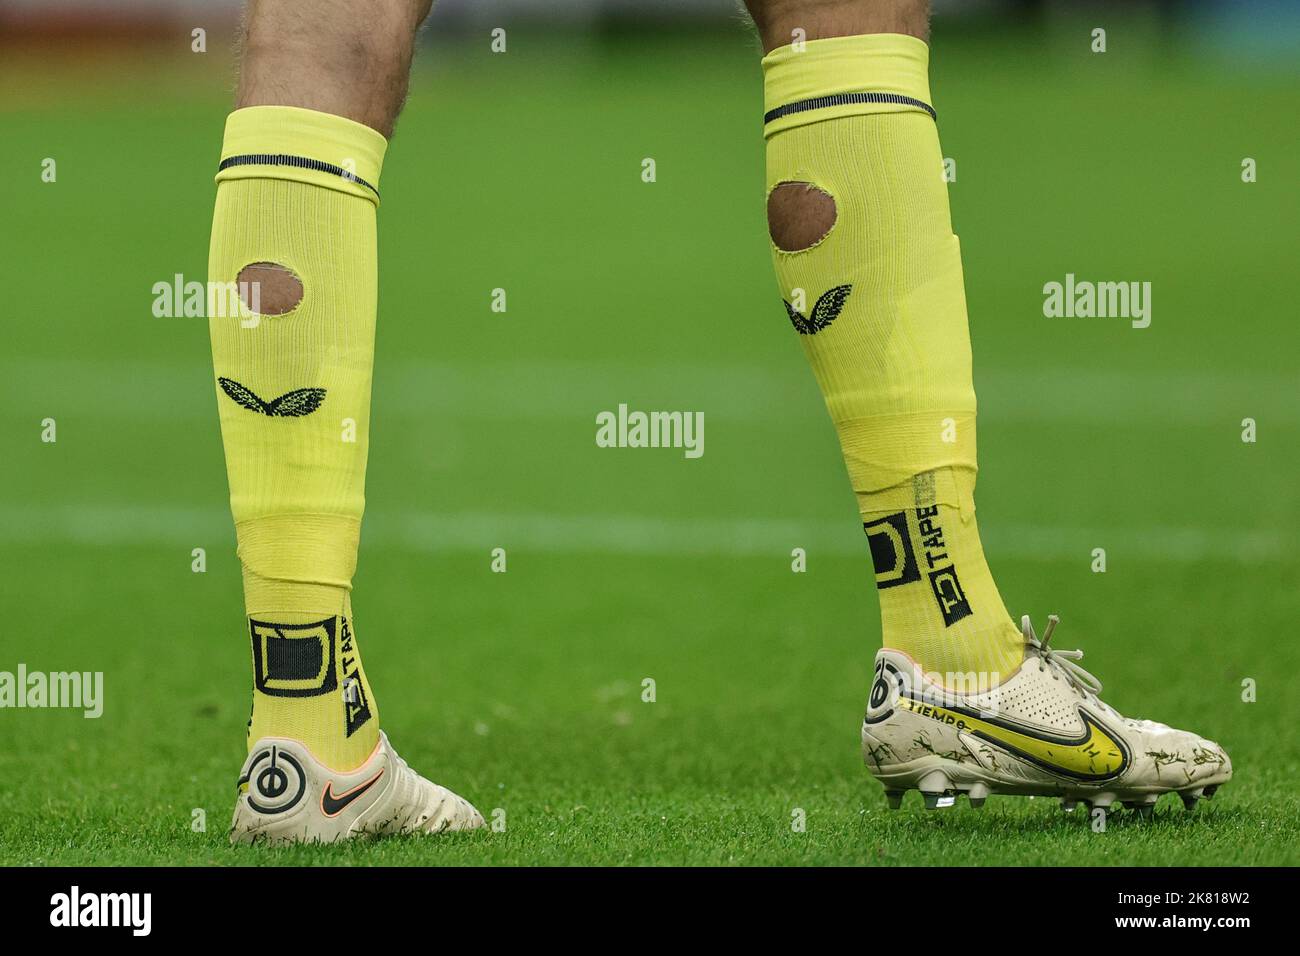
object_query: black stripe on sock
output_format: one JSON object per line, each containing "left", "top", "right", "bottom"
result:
{"left": 217, "top": 153, "right": 380, "bottom": 198}
{"left": 764, "top": 91, "right": 936, "bottom": 125}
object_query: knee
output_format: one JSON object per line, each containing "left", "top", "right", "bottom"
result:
{"left": 348, "top": 0, "right": 431, "bottom": 53}
{"left": 245, "top": 0, "right": 427, "bottom": 60}
{"left": 746, "top": 0, "right": 930, "bottom": 51}
{"left": 405, "top": 0, "right": 434, "bottom": 29}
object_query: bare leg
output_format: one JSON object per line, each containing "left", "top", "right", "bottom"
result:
{"left": 215, "top": 0, "right": 485, "bottom": 839}
{"left": 236, "top": 0, "right": 432, "bottom": 138}
{"left": 232, "top": 0, "right": 431, "bottom": 309}
{"left": 744, "top": 0, "right": 929, "bottom": 54}
{"left": 743, "top": 0, "right": 1236, "bottom": 817}
{"left": 746, "top": 0, "right": 930, "bottom": 250}
{"left": 743, "top": 0, "right": 1031, "bottom": 683}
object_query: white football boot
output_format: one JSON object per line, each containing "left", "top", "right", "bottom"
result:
{"left": 230, "top": 732, "right": 484, "bottom": 845}
{"left": 862, "top": 614, "right": 1232, "bottom": 815}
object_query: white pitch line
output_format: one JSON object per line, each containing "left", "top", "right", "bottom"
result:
{"left": 0, "top": 504, "right": 1288, "bottom": 564}
{"left": 1, "top": 357, "right": 1295, "bottom": 425}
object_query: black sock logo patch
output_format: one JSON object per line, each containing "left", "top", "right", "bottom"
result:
{"left": 928, "top": 566, "right": 972, "bottom": 626}
{"left": 219, "top": 376, "right": 326, "bottom": 417}
{"left": 864, "top": 512, "right": 920, "bottom": 588}
{"left": 250, "top": 617, "right": 337, "bottom": 698}
{"left": 866, "top": 507, "right": 974, "bottom": 627}
{"left": 337, "top": 617, "right": 372, "bottom": 738}
{"left": 784, "top": 284, "right": 852, "bottom": 334}
{"left": 916, "top": 505, "right": 973, "bottom": 627}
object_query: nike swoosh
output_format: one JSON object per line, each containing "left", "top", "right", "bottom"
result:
{"left": 320, "top": 769, "right": 385, "bottom": 817}
{"left": 897, "top": 695, "right": 1129, "bottom": 781}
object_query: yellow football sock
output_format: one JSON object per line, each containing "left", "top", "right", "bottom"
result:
{"left": 207, "top": 106, "right": 386, "bottom": 769}
{"left": 763, "top": 34, "right": 1023, "bottom": 686}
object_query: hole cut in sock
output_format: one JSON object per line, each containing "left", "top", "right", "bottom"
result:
{"left": 767, "top": 181, "right": 837, "bottom": 252}
{"left": 237, "top": 262, "right": 304, "bottom": 316}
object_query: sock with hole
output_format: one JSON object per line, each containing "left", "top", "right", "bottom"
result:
{"left": 762, "top": 34, "right": 1024, "bottom": 685}
{"left": 207, "top": 105, "right": 386, "bottom": 769}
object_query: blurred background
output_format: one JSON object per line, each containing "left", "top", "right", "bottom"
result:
{"left": 1, "top": 0, "right": 1297, "bottom": 864}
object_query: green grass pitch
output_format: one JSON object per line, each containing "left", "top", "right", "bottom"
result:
{"left": 0, "top": 22, "right": 1297, "bottom": 865}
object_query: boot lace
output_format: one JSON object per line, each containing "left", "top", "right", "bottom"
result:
{"left": 1021, "top": 613, "right": 1104, "bottom": 702}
